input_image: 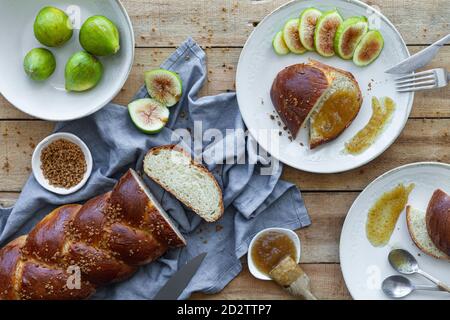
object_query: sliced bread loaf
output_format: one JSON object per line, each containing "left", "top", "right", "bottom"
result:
{"left": 406, "top": 205, "right": 449, "bottom": 260}
{"left": 143, "top": 145, "right": 224, "bottom": 222}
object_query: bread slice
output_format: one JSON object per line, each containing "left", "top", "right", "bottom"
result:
{"left": 143, "top": 145, "right": 224, "bottom": 222}
{"left": 308, "top": 60, "right": 363, "bottom": 149}
{"left": 406, "top": 205, "right": 450, "bottom": 260}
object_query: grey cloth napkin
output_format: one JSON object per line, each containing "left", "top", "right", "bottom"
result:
{"left": 0, "top": 38, "right": 310, "bottom": 300}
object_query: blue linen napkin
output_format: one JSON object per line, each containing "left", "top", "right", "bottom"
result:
{"left": 0, "top": 38, "right": 310, "bottom": 299}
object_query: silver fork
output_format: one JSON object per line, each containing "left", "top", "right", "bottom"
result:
{"left": 395, "top": 68, "right": 449, "bottom": 92}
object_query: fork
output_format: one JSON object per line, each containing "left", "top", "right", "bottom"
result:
{"left": 395, "top": 68, "right": 449, "bottom": 92}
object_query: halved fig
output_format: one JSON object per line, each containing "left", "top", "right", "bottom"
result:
{"left": 128, "top": 98, "right": 169, "bottom": 134}
{"left": 299, "top": 7, "right": 322, "bottom": 51}
{"left": 145, "top": 69, "right": 183, "bottom": 107}
{"left": 353, "top": 30, "right": 384, "bottom": 66}
{"left": 282, "top": 18, "right": 306, "bottom": 54}
{"left": 334, "top": 16, "right": 368, "bottom": 59}
{"left": 314, "top": 10, "right": 343, "bottom": 57}
{"left": 273, "top": 31, "right": 290, "bottom": 55}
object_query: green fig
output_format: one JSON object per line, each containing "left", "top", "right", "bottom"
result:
{"left": 353, "top": 30, "right": 384, "bottom": 66}
{"left": 314, "top": 10, "right": 343, "bottom": 57}
{"left": 283, "top": 18, "right": 306, "bottom": 54}
{"left": 272, "top": 31, "right": 290, "bottom": 55}
{"left": 128, "top": 98, "right": 170, "bottom": 134}
{"left": 65, "top": 51, "right": 103, "bottom": 92}
{"left": 34, "top": 6, "right": 73, "bottom": 47}
{"left": 334, "top": 16, "right": 369, "bottom": 59}
{"left": 145, "top": 69, "right": 183, "bottom": 107}
{"left": 23, "top": 48, "right": 56, "bottom": 81}
{"left": 299, "top": 7, "right": 322, "bottom": 51}
{"left": 79, "top": 16, "right": 120, "bottom": 56}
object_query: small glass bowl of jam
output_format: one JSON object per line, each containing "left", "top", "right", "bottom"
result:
{"left": 247, "top": 228, "right": 301, "bottom": 280}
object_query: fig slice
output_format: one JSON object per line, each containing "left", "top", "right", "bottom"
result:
{"left": 299, "top": 7, "right": 322, "bottom": 51}
{"left": 273, "top": 31, "right": 290, "bottom": 55}
{"left": 145, "top": 69, "right": 183, "bottom": 107}
{"left": 353, "top": 30, "right": 384, "bottom": 66}
{"left": 314, "top": 10, "right": 343, "bottom": 57}
{"left": 334, "top": 16, "right": 368, "bottom": 59}
{"left": 128, "top": 98, "right": 169, "bottom": 134}
{"left": 282, "top": 18, "right": 306, "bottom": 54}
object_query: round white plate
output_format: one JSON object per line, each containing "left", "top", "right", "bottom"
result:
{"left": 236, "top": 0, "right": 414, "bottom": 173}
{"left": 340, "top": 162, "right": 450, "bottom": 300}
{"left": 0, "top": 0, "right": 134, "bottom": 121}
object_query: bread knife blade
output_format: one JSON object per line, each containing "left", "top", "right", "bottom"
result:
{"left": 153, "top": 252, "right": 207, "bottom": 300}
{"left": 385, "top": 34, "right": 450, "bottom": 74}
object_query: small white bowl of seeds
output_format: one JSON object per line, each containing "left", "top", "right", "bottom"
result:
{"left": 31, "top": 132, "right": 93, "bottom": 195}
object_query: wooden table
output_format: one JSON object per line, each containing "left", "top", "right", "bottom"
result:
{"left": 1, "top": 0, "right": 449, "bottom": 300}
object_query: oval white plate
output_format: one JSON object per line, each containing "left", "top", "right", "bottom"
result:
{"left": 0, "top": 0, "right": 134, "bottom": 121}
{"left": 236, "top": 0, "right": 414, "bottom": 173}
{"left": 340, "top": 162, "right": 450, "bottom": 300}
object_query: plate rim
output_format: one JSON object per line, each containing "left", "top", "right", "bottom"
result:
{"left": 339, "top": 161, "right": 450, "bottom": 300}
{"left": 0, "top": 0, "right": 135, "bottom": 121}
{"left": 236, "top": 0, "right": 414, "bottom": 174}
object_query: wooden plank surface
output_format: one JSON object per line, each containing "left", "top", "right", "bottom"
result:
{"left": 1, "top": 46, "right": 450, "bottom": 119}
{"left": 0, "top": 0, "right": 448, "bottom": 300}
{"left": 191, "top": 263, "right": 350, "bottom": 300}
{"left": 123, "top": 0, "right": 448, "bottom": 47}
{"left": 1, "top": 118, "right": 448, "bottom": 192}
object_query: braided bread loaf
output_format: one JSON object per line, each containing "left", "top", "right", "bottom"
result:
{"left": 0, "top": 169, "right": 186, "bottom": 300}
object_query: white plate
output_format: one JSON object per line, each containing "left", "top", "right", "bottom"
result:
{"left": 236, "top": 0, "right": 414, "bottom": 173}
{"left": 340, "top": 162, "right": 450, "bottom": 300}
{"left": 0, "top": 0, "right": 134, "bottom": 121}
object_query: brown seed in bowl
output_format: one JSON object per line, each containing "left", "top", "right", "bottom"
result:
{"left": 40, "top": 139, "right": 87, "bottom": 189}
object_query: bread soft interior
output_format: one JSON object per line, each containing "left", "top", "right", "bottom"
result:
{"left": 144, "top": 148, "right": 222, "bottom": 222}
{"left": 406, "top": 205, "right": 449, "bottom": 260}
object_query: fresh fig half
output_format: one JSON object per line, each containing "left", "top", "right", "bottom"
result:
{"left": 334, "top": 16, "right": 368, "bottom": 59}
{"left": 128, "top": 98, "right": 169, "bottom": 134}
{"left": 353, "top": 30, "right": 384, "bottom": 66}
{"left": 145, "top": 69, "right": 182, "bottom": 107}
{"left": 273, "top": 31, "right": 290, "bottom": 55}
{"left": 282, "top": 18, "right": 306, "bottom": 54}
{"left": 299, "top": 7, "right": 322, "bottom": 51}
{"left": 314, "top": 10, "right": 343, "bottom": 57}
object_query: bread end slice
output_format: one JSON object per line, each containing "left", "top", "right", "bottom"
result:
{"left": 144, "top": 145, "right": 224, "bottom": 222}
{"left": 406, "top": 205, "right": 450, "bottom": 260}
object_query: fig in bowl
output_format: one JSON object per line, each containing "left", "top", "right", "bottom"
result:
{"left": 23, "top": 48, "right": 56, "bottom": 81}
{"left": 65, "top": 51, "right": 103, "bottom": 92}
{"left": 33, "top": 6, "right": 73, "bottom": 47}
{"left": 79, "top": 15, "right": 120, "bottom": 56}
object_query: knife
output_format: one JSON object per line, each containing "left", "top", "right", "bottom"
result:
{"left": 385, "top": 34, "right": 450, "bottom": 74}
{"left": 153, "top": 252, "right": 207, "bottom": 300}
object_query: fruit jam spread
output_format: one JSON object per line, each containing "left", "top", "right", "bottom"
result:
{"left": 251, "top": 231, "right": 297, "bottom": 275}
{"left": 366, "top": 183, "right": 415, "bottom": 247}
{"left": 311, "top": 89, "right": 360, "bottom": 140}
{"left": 346, "top": 96, "right": 395, "bottom": 154}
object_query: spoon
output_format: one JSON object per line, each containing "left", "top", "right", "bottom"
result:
{"left": 388, "top": 249, "right": 450, "bottom": 292}
{"left": 382, "top": 275, "right": 442, "bottom": 298}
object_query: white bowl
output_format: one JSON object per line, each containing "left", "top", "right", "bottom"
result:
{"left": 247, "top": 227, "right": 301, "bottom": 280}
{"left": 0, "top": 0, "right": 134, "bottom": 121}
{"left": 32, "top": 132, "right": 93, "bottom": 195}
